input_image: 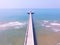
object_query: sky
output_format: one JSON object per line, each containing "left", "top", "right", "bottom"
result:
{"left": 0, "top": 0, "right": 60, "bottom": 9}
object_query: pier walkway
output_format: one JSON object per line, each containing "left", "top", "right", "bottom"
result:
{"left": 24, "top": 11, "right": 34, "bottom": 45}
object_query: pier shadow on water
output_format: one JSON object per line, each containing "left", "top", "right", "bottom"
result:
{"left": 32, "top": 15, "right": 38, "bottom": 45}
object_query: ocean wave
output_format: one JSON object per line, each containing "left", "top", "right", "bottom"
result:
{"left": 50, "top": 23, "right": 60, "bottom": 26}
{"left": 40, "top": 20, "right": 60, "bottom": 32}
{"left": 52, "top": 28, "right": 60, "bottom": 32}
{"left": 0, "top": 21, "right": 26, "bottom": 30}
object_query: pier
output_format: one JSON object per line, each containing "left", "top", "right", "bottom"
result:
{"left": 24, "top": 11, "right": 35, "bottom": 45}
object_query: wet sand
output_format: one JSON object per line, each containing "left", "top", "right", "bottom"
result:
{"left": 36, "top": 31, "right": 60, "bottom": 45}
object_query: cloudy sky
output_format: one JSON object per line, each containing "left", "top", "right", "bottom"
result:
{"left": 0, "top": 0, "right": 60, "bottom": 8}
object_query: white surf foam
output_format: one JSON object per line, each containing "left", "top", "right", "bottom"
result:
{"left": 0, "top": 21, "right": 26, "bottom": 30}
{"left": 50, "top": 23, "right": 60, "bottom": 26}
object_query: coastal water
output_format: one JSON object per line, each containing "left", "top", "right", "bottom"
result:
{"left": 0, "top": 9, "right": 60, "bottom": 21}
{"left": 0, "top": 9, "right": 60, "bottom": 45}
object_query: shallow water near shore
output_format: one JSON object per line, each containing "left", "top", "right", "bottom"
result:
{"left": 0, "top": 9, "right": 60, "bottom": 45}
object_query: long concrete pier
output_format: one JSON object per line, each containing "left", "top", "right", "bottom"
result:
{"left": 24, "top": 11, "right": 34, "bottom": 45}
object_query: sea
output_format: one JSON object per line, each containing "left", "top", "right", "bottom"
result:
{"left": 0, "top": 9, "right": 60, "bottom": 45}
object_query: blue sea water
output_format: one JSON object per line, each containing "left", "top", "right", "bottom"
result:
{"left": 0, "top": 9, "right": 60, "bottom": 22}
{"left": 0, "top": 9, "right": 60, "bottom": 45}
